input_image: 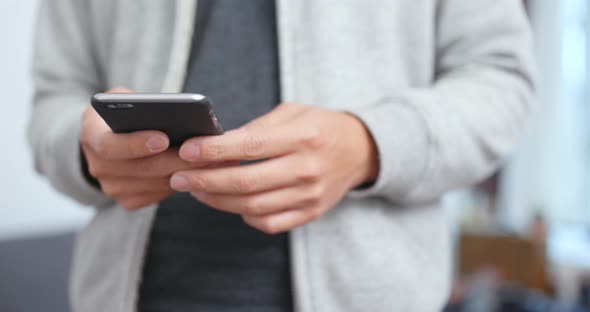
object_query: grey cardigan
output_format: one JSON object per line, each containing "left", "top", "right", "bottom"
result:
{"left": 29, "top": 1, "right": 534, "bottom": 311}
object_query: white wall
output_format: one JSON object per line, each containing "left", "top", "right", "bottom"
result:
{"left": 0, "top": 0, "right": 92, "bottom": 241}
{"left": 499, "top": 0, "right": 590, "bottom": 230}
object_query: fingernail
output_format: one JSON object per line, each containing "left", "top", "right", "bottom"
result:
{"left": 146, "top": 136, "right": 168, "bottom": 152}
{"left": 170, "top": 175, "right": 189, "bottom": 191}
{"left": 181, "top": 143, "right": 200, "bottom": 161}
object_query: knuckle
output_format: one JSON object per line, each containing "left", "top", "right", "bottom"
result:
{"left": 298, "top": 127, "right": 323, "bottom": 149}
{"left": 241, "top": 135, "right": 266, "bottom": 158}
{"left": 201, "top": 143, "right": 225, "bottom": 160}
{"left": 87, "top": 161, "right": 105, "bottom": 178}
{"left": 187, "top": 174, "right": 209, "bottom": 191}
{"left": 93, "top": 140, "right": 112, "bottom": 160}
{"left": 135, "top": 159, "right": 154, "bottom": 175}
{"left": 298, "top": 160, "right": 323, "bottom": 183}
{"left": 233, "top": 174, "right": 258, "bottom": 193}
{"left": 306, "top": 184, "right": 326, "bottom": 205}
{"left": 242, "top": 198, "right": 263, "bottom": 216}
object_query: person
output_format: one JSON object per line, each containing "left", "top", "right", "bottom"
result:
{"left": 28, "top": 0, "right": 534, "bottom": 311}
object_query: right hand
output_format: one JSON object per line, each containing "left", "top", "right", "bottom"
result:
{"left": 80, "top": 87, "right": 198, "bottom": 210}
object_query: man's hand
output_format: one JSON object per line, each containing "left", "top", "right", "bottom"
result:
{"left": 80, "top": 87, "right": 198, "bottom": 210}
{"left": 171, "top": 103, "right": 379, "bottom": 234}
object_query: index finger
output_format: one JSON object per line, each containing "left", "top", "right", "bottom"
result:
{"left": 178, "top": 125, "right": 316, "bottom": 163}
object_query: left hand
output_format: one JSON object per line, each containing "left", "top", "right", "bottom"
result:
{"left": 170, "top": 103, "right": 379, "bottom": 234}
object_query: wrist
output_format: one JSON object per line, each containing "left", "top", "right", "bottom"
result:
{"left": 79, "top": 145, "right": 101, "bottom": 190}
{"left": 342, "top": 113, "right": 380, "bottom": 188}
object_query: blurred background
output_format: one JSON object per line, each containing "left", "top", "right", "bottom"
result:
{"left": 0, "top": 0, "right": 588, "bottom": 311}
{"left": 0, "top": 0, "right": 94, "bottom": 311}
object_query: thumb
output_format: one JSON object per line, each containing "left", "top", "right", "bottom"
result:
{"left": 106, "top": 86, "right": 133, "bottom": 93}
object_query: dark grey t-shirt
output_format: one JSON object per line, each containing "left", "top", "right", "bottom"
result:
{"left": 138, "top": 1, "right": 292, "bottom": 311}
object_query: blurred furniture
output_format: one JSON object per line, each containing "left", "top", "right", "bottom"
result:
{"left": 0, "top": 232, "right": 75, "bottom": 312}
{"left": 458, "top": 232, "right": 553, "bottom": 294}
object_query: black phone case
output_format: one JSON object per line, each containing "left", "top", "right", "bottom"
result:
{"left": 91, "top": 93, "right": 224, "bottom": 146}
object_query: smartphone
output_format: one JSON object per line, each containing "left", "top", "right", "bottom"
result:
{"left": 91, "top": 93, "right": 224, "bottom": 146}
